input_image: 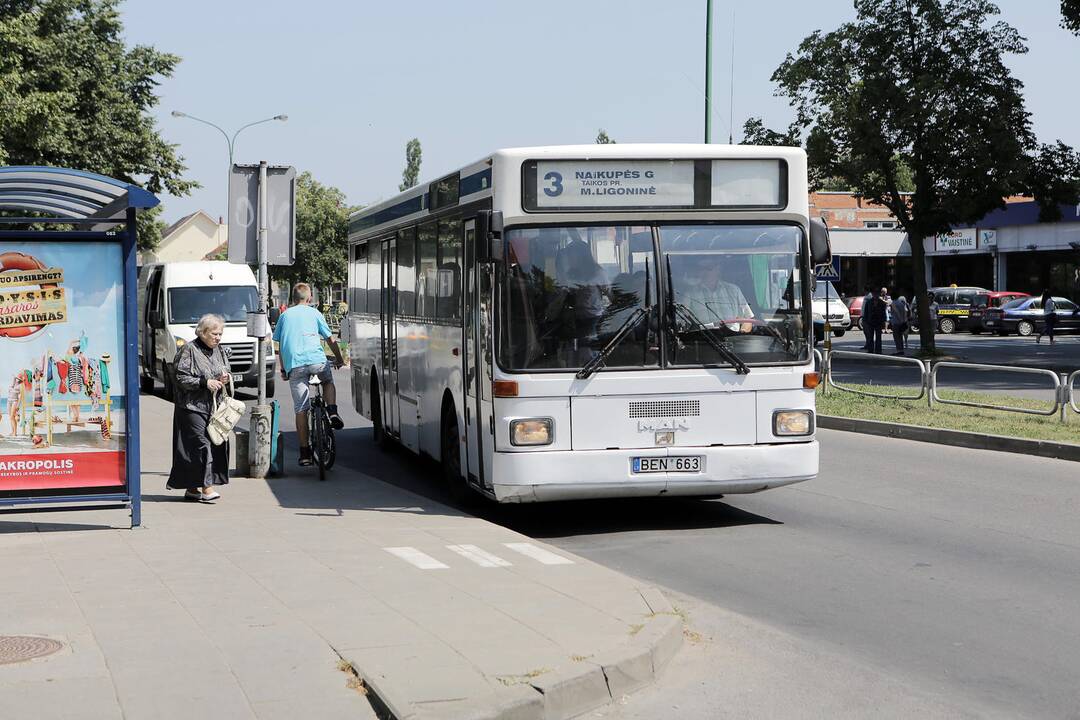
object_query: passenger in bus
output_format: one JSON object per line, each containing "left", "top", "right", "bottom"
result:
{"left": 274, "top": 283, "right": 348, "bottom": 467}
{"left": 683, "top": 260, "right": 753, "bottom": 330}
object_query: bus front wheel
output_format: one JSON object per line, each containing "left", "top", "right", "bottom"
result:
{"left": 441, "top": 404, "right": 473, "bottom": 505}
{"left": 370, "top": 380, "right": 390, "bottom": 450}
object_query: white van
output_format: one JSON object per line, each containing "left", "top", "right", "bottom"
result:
{"left": 138, "top": 261, "right": 275, "bottom": 399}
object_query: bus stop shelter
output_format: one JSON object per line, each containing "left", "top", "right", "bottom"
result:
{"left": 0, "top": 166, "right": 158, "bottom": 527}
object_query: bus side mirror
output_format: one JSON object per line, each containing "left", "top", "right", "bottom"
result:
{"left": 810, "top": 218, "right": 832, "bottom": 267}
{"left": 476, "top": 210, "right": 503, "bottom": 263}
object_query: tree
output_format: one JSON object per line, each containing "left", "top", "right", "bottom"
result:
{"left": 740, "top": 118, "right": 801, "bottom": 147}
{"left": 399, "top": 138, "right": 422, "bottom": 191}
{"left": 270, "top": 172, "right": 352, "bottom": 302}
{"left": 595, "top": 129, "right": 616, "bottom": 144}
{"left": 1063, "top": 0, "right": 1080, "bottom": 34}
{"left": 0, "top": 0, "right": 196, "bottom": 249}
{"left": 771, "top": 0, "right": 1080, "bottom": 354}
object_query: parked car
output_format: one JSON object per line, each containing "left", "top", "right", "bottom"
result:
{"left": 926, "top": 285, "right": 989, "bottom": 334}
{"left": 847, "top": 294, "right": 865, "bottom": 330}
{"left": 983, "top": 296, "right": 1080, "bottom": 336}
{"left": 967, "top": 291, "right": 1031, "bottom": 333}
{"left": 811, "top": 281, "right": 851, "bottom": 338}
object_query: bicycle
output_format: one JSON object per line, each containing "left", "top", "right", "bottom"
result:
{"left": 307, "top": 372, "right": 337, "bottom": 481}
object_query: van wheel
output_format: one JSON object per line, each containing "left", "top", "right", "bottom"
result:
{"left": 1017, "top": 320, "right": 1034, "bottom": 336}
{"left": 161, "top": 362, "right": 175, "bottom": 402}
{"left": 939, "top": 318, "right": 956, "bottom": 334}
{"left": 266, "top": 378, "right": 275, "bottom": 399}
{"left": 832, "top": 329, "right": 846, "bottom": 338}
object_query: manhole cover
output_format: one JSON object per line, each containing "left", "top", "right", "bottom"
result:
{"left": 0, "top": 636, "right": 64, "bottom": 665}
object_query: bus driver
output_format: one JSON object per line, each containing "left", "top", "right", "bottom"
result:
{"left": 683, "top": 259, "right": 754, "bottom": 331}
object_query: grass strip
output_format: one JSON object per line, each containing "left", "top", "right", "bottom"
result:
{"left": 817, "top": 384, "right": 1080, "bottom": 444}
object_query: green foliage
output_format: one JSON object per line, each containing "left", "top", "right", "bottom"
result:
{"left": 595, "top": 129, "right": 615, "bottom": 144}
{"left": 770, "top": 0, "right": 1080, "bottom": 353}
{"left": 740, "top": 117, "right": 801, "bottom": 147}
{"left": 136, "top": 205, "right": 167, "bottom": 251}
{"left": 1026, "top": 141, "right": 1080, "bottom": 221}
{"left": 1063, "top": 0, "right": 1080, "bottom": 35}
{"left": 270, "top": 171, "right": 353, "bottom": 301}
{"left": 399, "top": 138, "right": 422, "bottom": 191}
{"left": 0, "top": 0, "right": 195, "bottom": 249}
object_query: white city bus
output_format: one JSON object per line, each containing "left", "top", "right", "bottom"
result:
{"left": 346, "top": 145, "right": 831, "bottom": 502}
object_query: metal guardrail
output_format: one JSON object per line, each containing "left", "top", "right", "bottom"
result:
{"left": 931, "top": 361, "right": 1061, "bottom": 417}
{"left": 1069, "top": 370, "right": 1080, "bottom": 414}
{"left": 825, "top": 349, "right": 927, "bottom": 401}
{"left": 821, "top": 349, "right": 1077, "bottom": 423}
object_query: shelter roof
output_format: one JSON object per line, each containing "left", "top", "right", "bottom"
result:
{"left": 0, "top": 166, "right": 159, "bottom": 220}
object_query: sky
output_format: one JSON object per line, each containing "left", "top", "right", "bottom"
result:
{"left": 120, "top": 0, "right": 1080, "bottom": 225}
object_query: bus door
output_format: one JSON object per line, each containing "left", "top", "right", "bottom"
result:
{"left": 464, "top": 219, "right": 495, "bottom": 491}
{"left": 381, "top": 237, "right": 399, "bottom": 437}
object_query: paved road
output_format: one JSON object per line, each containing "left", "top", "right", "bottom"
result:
{"left": 214, "top": 372, "right": 1080, "bottom": 717}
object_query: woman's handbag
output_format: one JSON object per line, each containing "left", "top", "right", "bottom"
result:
{"left": 208, "top": 377, "right": 245, "bottom": 446}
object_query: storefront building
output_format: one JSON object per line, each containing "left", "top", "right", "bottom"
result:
{"left": 812, "top": 193, "right": 1080, "bottom": 301}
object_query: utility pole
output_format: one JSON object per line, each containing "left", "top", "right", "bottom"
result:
{"left": 705, "top": 0, "right": 713, "bottom": 143}
{"left": 248, "top": 160, "right": 272, "bottom": 479}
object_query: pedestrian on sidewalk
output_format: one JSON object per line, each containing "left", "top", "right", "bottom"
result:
{"left": 1036, "top": 289, "right": 1057, "bottom": 345}
{"left": 926, "top": 291, "right": 939, "bottom": 338}
{"left": 861, "top": 285, "right": 875, "bottom": 351}
{"left": 890, "top": 293, "right": 910, "bottom": 355}
{"left": 166, "top": 314, "right": 232, "bottom": 503}
{"left": 867, "top": 289, "right": 887, "bottom": 354}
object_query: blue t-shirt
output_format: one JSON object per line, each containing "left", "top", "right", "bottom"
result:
{"left": 273, "top": 305, "right": 332, "bottom": 373}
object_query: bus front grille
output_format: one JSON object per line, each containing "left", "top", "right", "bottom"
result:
{"left": 628, "top": 399, "right": 701, "bottom": 419}
{"left": 224, "top": 342, "right": 255, "bottom": 373}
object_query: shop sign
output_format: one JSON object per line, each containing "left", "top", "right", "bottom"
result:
{"left": 0, "top": 243, "right": 125, "bottom": 494}
{"left": 979, "top": 229, "right": 997, "bottom": 247}
{"left": 936, "top": 228, "right": 977, "bottom": 252}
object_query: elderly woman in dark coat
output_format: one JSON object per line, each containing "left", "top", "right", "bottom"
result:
{"left": 166, "top": 313, "right": 233, "bottom": 502}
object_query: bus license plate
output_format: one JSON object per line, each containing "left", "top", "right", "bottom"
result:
{"left": 632, "top": 456, "right": 702, "bottom": 474}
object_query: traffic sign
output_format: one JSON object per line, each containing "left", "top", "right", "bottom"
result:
{"left": 815, "top": 256, "right": 841, "bottom": 283}
{"left": 228, "top": 164, "right": 296, "bottom": 266}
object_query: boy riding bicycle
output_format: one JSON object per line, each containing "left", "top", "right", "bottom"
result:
{"left": 273, "top": 283, "right": 348, "bottom": 467}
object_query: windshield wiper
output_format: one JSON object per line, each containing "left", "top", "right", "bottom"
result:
{"left": 665, "top": 256, "right": 750, "bottom": 375}
{"left": 670, "top": 302, "right": 751, "bottom": 374}
{"left": 576, "top": 307, "right": 649, "bottom": 379}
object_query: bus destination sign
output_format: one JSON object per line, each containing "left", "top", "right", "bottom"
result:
{"left": 533, "top": 160, "right": 694, "bottom": 209}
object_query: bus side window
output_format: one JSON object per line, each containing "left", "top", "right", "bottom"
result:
{"left": 352, "top": 243, "right": 368, "bottom": 313}
{"left": 438, "top": 218, "right": 462, "bottom": 321}
{"left": 367, "top": 241, "right": 382, "bottom": 312}
{"left": 418, "top": 222, "right": 438, "bottom": 318}
{"left": 397, "top": 227, "right": 417, "bottom": 316}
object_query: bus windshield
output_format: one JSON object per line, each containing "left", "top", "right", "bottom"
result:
{"left": 499, "top": 224, "right": 808, "bottom": 371}
{"left": 168, "top": 286, "right": 260, "bottom": 325}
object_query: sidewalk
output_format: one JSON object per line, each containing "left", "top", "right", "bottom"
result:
{"left": 0, "top": 395, "right": 682, "bottom": 720}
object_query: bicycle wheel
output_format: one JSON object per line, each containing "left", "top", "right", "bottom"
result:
{"left": 322, "top": 419, "right": 337, "bottom": 470}
{"left": 310, "top": 400, "right": 327, "bottom": 481}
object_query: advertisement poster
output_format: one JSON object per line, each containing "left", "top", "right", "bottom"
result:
{"left": 0, "top": 242, "right": 126, "bottom": 495}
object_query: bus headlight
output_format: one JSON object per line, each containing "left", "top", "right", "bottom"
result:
{"left": 773, "top": 410, "right": 814, "bottom": 436}
{"left": 510, "top": 418, "right": 554, "bottom": 446}
{"left": 175, "top": 338, "right": 186, "bottom": 348}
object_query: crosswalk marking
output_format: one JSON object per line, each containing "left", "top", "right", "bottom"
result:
{"left": 384, "top": 546, "right": 448, "bottom": 570}
{"left": 503, "top": 542, "right": 575, "bottom": 565}
{"left": 446, "top": 544, "right": 512, "bottom": 567}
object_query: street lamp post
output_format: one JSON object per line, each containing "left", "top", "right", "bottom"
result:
{"left": 170, "top": 110, "right": 287, "bottom": 217}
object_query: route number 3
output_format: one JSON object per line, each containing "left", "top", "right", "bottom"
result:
{"left": 543, "top": 171, "right": 563, "bottom": 197}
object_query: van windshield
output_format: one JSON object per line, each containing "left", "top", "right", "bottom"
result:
{"left": 168, "top": 286, "right": 260, "bottom": 324}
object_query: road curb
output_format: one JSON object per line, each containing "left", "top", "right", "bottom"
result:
{"left": 351, "top": 587, "right": 683, "bottom": 720}
{"left": 818, "top": 415, "right": 1080, "bottom": 462}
